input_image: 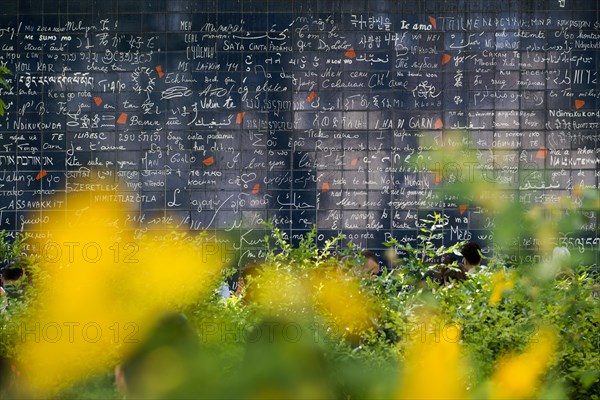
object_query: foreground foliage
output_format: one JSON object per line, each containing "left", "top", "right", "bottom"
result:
{"left": 1, "top": 215, "right": 598, "bottom": 399}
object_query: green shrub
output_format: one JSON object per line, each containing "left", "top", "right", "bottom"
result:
{"left": 1, "top": 219, "right": 598, "bottom": 399}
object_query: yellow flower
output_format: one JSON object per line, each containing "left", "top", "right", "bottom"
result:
{"left": 311, "top": 268, "right": 374, "bottom": 335}
{"left": 489, "top": 328, "right": 557, "bottom": 399}
{"left": 489, "top": 271, "right": 515, "bottom": 305}
{"left": 396, "top": 313, "right": 467, "bottom": 399}
{"left": 17, "top": 190, "right": 223, "bottom": 395}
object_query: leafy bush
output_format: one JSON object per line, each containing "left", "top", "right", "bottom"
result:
{"left": 1, "top": 216, "right": 598, "bottom": 399}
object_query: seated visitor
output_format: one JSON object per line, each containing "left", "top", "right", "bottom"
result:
{"left": 0, "top": 266, "right": 25, "bottom": 311}
{"left": 461, "top": 242, "right": 484, "bottom": 273}
{"left": 358, "top": 250, "right": 381, "bottom": 277}
{"left": 341, "top": 250, "right": 381, "bottom": 279}
{"left": 435, "top": 254, "right": 468, "bottom": 285}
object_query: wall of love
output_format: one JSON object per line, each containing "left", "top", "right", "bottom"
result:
{"left": 0, "top": 0, "right": 599, "bottom": 266}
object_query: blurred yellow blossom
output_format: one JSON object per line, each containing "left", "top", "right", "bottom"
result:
{"left": 489, "top": 271, "right": 515, "bottom": 305}
{"left": 17, "top": 189, "right": 223, "bottom": 394}
{"left": 489, "top": 328, "right": 557, "bottom": 399}
{"left": 396, "top": 312, "right": 468, "bottom": 399}
{"left": 311, "top": 268, "right": 374, "bottom": 335}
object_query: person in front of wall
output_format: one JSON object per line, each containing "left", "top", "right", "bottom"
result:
{"left": 341, "top": 250, "right": 381, "bottom": 280}
{"left": 0, "top": 266, "right": 25, "bottom": 312}
{"left": 434, "top": 253, "right": 468, "bottom": 285}
{"left": 357, "top": 250, "right": 381, "bottom": 278}
{"left": 461, "top": 242, "right": 484, "bottom": 274}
